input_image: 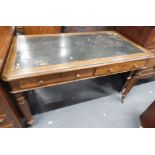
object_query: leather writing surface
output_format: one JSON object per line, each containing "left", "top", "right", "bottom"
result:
{"left": 15, "top": 33, "right": 143, "bottom": 69}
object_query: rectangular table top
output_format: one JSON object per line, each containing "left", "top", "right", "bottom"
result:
{"left": 2, "top": 31, "right": 153, "bottom": 81}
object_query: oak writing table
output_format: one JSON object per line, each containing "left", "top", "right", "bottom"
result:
{"left": 2, "top": 31, "right": 153, "bottom": 126}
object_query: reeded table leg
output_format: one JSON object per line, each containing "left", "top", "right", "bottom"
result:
{"left": 15, "top": 92, "right": 33, "bottom": 126}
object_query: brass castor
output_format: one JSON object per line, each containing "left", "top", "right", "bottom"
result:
{"left": 26, "top": 119, "right": 33, "bottom": 127}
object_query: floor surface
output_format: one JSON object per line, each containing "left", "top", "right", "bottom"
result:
{"left": 28, "top": 74, "right": 155, "bottom": 128}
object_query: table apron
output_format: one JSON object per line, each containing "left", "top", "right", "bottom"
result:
{"left": 8, "top": 59, "right": 147, "bottom": 93}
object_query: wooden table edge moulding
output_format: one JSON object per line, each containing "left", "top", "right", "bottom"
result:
{"left": 2, "top": 31, "right": 154, "bottom": 126}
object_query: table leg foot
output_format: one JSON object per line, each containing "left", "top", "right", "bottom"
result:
{"left": 119, "top": 91, "right": 122, "bottom": 94}
{"left": 26, "top": 119, "right": 33, "bottom": 127}
{"left": 121, "top": 95, "right": 126, "bottom": 103}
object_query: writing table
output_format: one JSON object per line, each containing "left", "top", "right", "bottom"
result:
{"left": 2, "top": 31, "right": 153, "bottom": 125}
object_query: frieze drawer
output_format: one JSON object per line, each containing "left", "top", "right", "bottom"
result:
{"left": 95, "top": 60, "right": 146, "bottom": 76}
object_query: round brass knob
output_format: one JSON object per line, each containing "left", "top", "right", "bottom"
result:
{"left": 133, "top": 65, "right": 139, "bottom": 69}
{"left": 39, "top": 80, "right": 44, "bottom": 85}
{"left": 76, "top": 73, "right": 81, "bottom": 78}
{"left": 107, "top": 69, "right": 113, "bottom": 73}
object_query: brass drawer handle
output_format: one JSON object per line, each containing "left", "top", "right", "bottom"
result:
{"left": 133, "top": 65, "right": 139, "bottom": 69}
{"left": 107, "top": 69, "right": 113, "bottom": 73}
{"left": 76, "top": 73, "right": 81, "bottom": 78}
{"left": 38, "top": 80, "right": 44, "bottom": 85}
{"left": 0, "top": 118, "right": 5, "bottom": 124}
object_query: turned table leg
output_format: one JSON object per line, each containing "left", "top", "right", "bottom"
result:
{"left": 120, "top": 70, "right": 138, "bottom": 103}
{"left": 15, "top": 92, "right": 33, "bottom": 126}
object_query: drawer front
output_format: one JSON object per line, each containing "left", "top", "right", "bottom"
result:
{"left": 17, "top": 68, "right": 94, "bottom": 90}
{"left": 137, "top": 69, "right": 155, "bottom": 79}
{"left": 95, "top": 60, "right": 146, "bottom": 76}
{"left": 75, "top": 69, "right": 94, "bottom": 79}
